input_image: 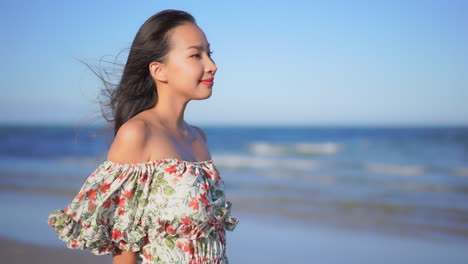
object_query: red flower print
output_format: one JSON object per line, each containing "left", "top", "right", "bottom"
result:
{"left": 103, "top": 198, "right": 112, "bottom": 209}
{"left": 165, "top": 164, "right": 178, "bottom": 175}
{"left": 180, "top": 217, "right": 193, "bottom": 225}
{"left": 70, "top": 239, "right": 78, "bottom": 248}
{"left": 177, "top": 240, "right": 193, "bottom": 253}
{"left": 199, "top": 193, "right": 209, "bottom": 204}
{"left": 99, "top": 183, "right": 111, "bottom": 193}
{"left": 113, "top": 196, "right": 126, "bottom": 208}
{"left": 185, "top": 241, "right": 194, "bottom": 254}
{"left": 201, "top": 182, "right": 209, "bottom": 191}
{"left": 68, "top": 212, "right": 77, "bottom": 219}
{"left": 165, "top": 223, "right": 175, "bottom": 234}
{"left": 118, "top": 208, "right": 126, "bottom": 216}
{"left": 87, "top": 189, "right": 98, "bottom": 200}
{"left": 143, "top": 252, "right": 152, "bottom": 260}
{"left": 100, "top": 218, "right": 107, "bottom": 225}
{"left": 88, "top": 201, "right": 96, "bottom": 211}
{"left": 122, "top": 189, "right": 133, "bottom": 198}
{"left": 98, "top": 245, "right": 107, "bottom": 252}
{"left": 188, "top": 197, "right": 199, "bottom": 210}
{"left": 206, "top": 172, "right": 215, "bottom": 180}
{"left": 118, "top": 169, "right": 129, "bottom": 181}
{"left": 64, "top": 207, "right": 69, "bottom": 213}
{"left": 76, "top": 190, "right": 85, "bottom": 201}
{"left": 112, "top": 229, "right": 125, "bottom": 240}
{"left": 140, "top": 172, "right": 147, "bottom": 182}
{"left": 180, "top": 225, "right": 192, "bottom": 235}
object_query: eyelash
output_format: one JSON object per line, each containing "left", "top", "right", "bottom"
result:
{"left": 192, "top": 51, "right": 213, "bottom": 58}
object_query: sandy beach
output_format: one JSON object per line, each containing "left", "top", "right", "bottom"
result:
{"left": 0, "top": 184, "right": 467, "bottom": 263}
{"left": 2, "top": 212, "right": 468, "bottom": 264}
{"left": 0, "top": 236, "right": 111, "bottom": 264}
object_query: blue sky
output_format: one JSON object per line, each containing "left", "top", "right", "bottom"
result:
{"left": 1, "top": 0, "right": 467, "bottom": 126}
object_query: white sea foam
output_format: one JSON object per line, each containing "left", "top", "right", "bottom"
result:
{"left": 248, "top": 141, "right": 343, "bottom": 156}
{"left": 248, "top": 142, "right": 289, "bottom": 155}
{"left": 294, "top": 142, "right": 343, "bottom": 155}
{"left": 212, "top": 154, "right": 322, "bottom": 170}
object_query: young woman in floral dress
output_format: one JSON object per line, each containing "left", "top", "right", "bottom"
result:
{"left": 48, "top": 9, "right": 239, "bottom": 264}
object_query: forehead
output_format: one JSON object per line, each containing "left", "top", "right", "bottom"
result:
{"left": 168, "top": 23, "right": 209, "bottom": 50}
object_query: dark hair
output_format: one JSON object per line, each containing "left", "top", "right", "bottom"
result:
{"left": 81, "top": 9, "right": 196, "bottom": 141}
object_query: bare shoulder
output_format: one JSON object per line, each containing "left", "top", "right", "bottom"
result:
{"left": 106, "top": 119, "right": 151, "bottom": 163}
{"left": 190, "top": 125, "right": 208, "bottom": 143}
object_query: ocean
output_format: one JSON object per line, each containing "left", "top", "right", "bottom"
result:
{"left": 1, "top": 124, "right": 467, "bottom": 246}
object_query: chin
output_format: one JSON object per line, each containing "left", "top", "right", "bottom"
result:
{"left": 201, "top": 90, "right": 213, "bottom": 99}
{"left": 191, "top": 90, "right": 212, "bottom": 100}
{"left": 202, "top": 92, "right": 213, "bottom": 100}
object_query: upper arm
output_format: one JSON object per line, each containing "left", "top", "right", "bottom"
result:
{"left": 107, "top": 120, "right": 150, "bottom": 163}
{"left": 191, "top": 125, "right": 207, "bottom": 143}
{"left": 108, "top": 121, "right": 147, "bottom": 263}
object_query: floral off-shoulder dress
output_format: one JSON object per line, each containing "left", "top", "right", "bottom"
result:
{"left": 47, "top": 158, "right": 239, "bottom": 264}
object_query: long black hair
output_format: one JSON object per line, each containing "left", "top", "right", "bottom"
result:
{"left": 81, "top": 9, "right": 196, "bottom": 142}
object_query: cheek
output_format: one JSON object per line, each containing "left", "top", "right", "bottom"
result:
{"left": 167, "top": 64, "right": 201, "bottom": 90}
{"left": 173, "top": 62, "right": 200, "bottom": 81}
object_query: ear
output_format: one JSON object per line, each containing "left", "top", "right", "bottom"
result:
{"left": 149, "top": 61, "right": 168, "bottom": 83}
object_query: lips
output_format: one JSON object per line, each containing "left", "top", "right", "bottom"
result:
{"left": 200, "top": 78, "right": 214, "bottom": 86}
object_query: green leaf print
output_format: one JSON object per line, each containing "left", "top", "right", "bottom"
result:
{"left": 57, "top": 216, "right": 66, "bottom": 225}
{"left": 163, "top": 186, "right": 176, "bottom": 195}
{"left": 136, "top": 190, "right": 143, "bottom": 199}
{"left": 154, "top": 179, "right": 168, "bottom": 187}
{"left": 157, "top": 172, "right": 165, "bottom": 179}
{"left": 165, "top": 238, "right": 175, "bottom": 250}
{"left": 215, "top": 190, "right": 224, "bottom": 197}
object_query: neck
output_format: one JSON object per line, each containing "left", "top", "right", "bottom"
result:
{"left": 149, "top": 92, "right": 189, "bottom": 133}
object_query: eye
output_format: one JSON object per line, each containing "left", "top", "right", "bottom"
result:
{"left": 191, "top": 51, "right": 214, "bottom": 58}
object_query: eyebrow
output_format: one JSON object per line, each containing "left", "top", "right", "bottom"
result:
{"left": 186, "top": 43, "right": 211, "bottom": 50}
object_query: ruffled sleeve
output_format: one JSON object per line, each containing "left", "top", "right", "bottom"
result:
{"left": 47, "top": 161, "right": 153, "bottom": 256}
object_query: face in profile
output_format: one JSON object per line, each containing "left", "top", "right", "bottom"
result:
{"left": 151, "top": 22, "right": 217, "bottom": 100}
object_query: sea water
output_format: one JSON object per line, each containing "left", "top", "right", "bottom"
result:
{"left": 1, "top": 124, "right": 467, "bottom": 245}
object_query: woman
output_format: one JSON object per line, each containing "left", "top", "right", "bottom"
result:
{"left": 48, "top": 9, "right": 239, "bottom": 264}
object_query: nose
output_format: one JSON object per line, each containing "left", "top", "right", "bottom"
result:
{"left": 206, "top": 55, "right": 217, "bottom": 75}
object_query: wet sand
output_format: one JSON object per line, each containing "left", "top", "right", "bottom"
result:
{"left": 0, "top": 236, "right": 111, "bottom": 264}
{"left": 1, "top": 181, "right": 467, "bottom": 263}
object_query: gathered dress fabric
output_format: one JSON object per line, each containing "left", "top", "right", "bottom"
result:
{"left": 47, "top": 158, "right": 239, "bottom": 264}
